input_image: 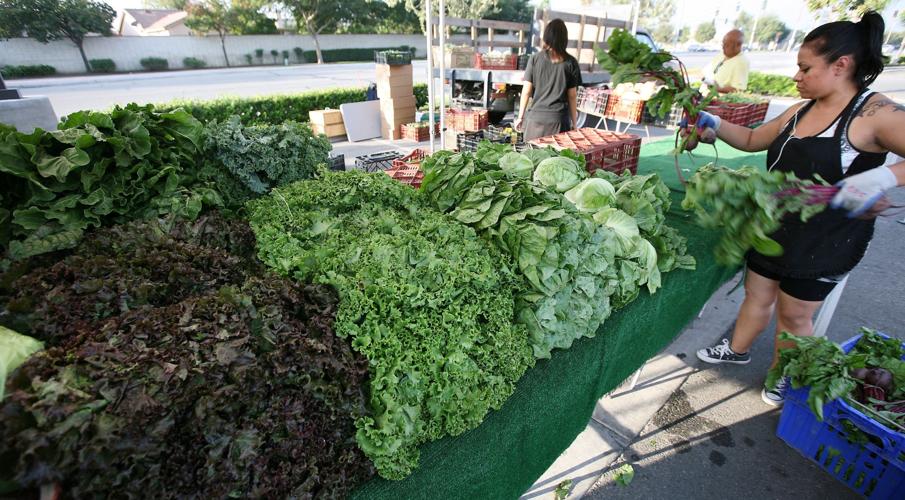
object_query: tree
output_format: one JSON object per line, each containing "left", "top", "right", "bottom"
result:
{"left": 282, "top": 0, "right": 348, "bottom": 64}
{"left": 734, "top": 11, "right": 754, "bottom": 35}
{"left": 695, "top": 21, "right": 716, "bottom": 43}
{"left": 340, "top": 0, "right": 421, "bottom": 34}
{"left": 185, "top": 0, "right": 275, "bottom": 67}
{"left": 652, "top": 23, "right": 675, "bottom": 45}
{"left": 677, "top": 25, "right": 690, "bottom": 44}
{"left": 485, "top": 0, "right": 533, "bottom": 25}
{"left": 0, "top": 0, "right": 115, "bottom": 73}
{"left": 806, "top": 0, "right": 889, "bottom": 20}
{"left": 389, "top": 0, "right": 496, "bottom": 30}
{"left": 754, "top": 14, "right": 789, "bottom": 46}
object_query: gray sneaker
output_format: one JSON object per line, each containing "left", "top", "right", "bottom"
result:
{"left": 762, "top": 377, "right": 789, "bottom": 406}
{"left": 696, "top": 339, "right": 751, "bottom": 365}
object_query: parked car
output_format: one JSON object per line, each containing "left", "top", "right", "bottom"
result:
{"left": 686, "top": 44, "right": 708, "bottom": 52}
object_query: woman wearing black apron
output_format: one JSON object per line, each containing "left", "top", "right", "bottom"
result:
{"left": 689, "top": 12, "right": 905, "bottom": 406}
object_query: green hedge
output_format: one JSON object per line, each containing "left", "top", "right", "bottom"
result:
{"left": 303, "top": 45, "right": 416, "bottom": 63}
{"left": 158, "top": 83, "right": 429, "bottom": 126}
{"left": 183, "top": 57, "right": 207, "bottom": 69}
{"left": 0, "top": 64, "right": 56, "bottom": 78}
{"left": 140, "top": 57, "right": 169, "bottom": 71}
{"left": 747, "top": 71, "right": 798, "bottom": 98}
{"left": 89, "top": 59, "right": 116, "bottom": 73}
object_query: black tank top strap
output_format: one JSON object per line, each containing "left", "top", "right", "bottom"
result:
{"left": 834, "top": 90, "right": 874, "bottom": 141}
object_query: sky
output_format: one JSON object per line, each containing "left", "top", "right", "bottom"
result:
{"left": 105, "top": 0, "right": 905, "bottom": 32}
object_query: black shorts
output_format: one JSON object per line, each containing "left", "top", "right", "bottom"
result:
{"left": 746, "top": 259, "right": 843, "bottom": 302}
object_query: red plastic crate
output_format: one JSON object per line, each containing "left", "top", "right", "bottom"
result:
{"left": 705, "top": 100, "right": 769, "bottom": 127}
{"left": 605, "top": 94, "right": 646, "bottom": 124}
{"left": 401, "top": 122, "right": 440, "bottom": 142}
{"left": 446, "top": 109, "right": 489, "bottom": 132}
{"left": 385, "top": 149, "right": 427, "bottom": 188}
{"left": 528, "top": 128, "right": 642, "bottom": 175}
{"left": 474, "top": 53, "right": 518, "bottom": 70}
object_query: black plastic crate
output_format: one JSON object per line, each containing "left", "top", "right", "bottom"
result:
{"left": 329, "top": 154, "right": 345, "bottom": 171}
{"left": 375, "top": 50, "right": 412, "bottom": 66}
{"left": 642, "top": 103, "right": 684, "bottom": 129}
{"left": 518, "top": 54, "right": 529, "bottom": 70}
{"left": 485, "top": 124, "right": 524, "bottom": 144}
{"left": 354, "top": 150, "right": 402, "bottom": 172}
{"left": 456, "top": 131, "right": 484, "bottom": 152}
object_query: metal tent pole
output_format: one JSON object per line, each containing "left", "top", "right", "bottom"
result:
{"left": 439, "top": 0, "right": 447, "bottom": 150}
{"left": 425, "top": 0, "right": 435, "bottom": 153}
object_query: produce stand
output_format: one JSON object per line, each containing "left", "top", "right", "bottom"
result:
{"left": 351, "top": 139, "right": 767, "bottom": 499}
{"left": 351, "top": 191, "right": 738, "bottom": 499}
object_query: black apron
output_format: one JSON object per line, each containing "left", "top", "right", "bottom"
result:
{"left": 747, "top": 90, "right": 887, "bottom": 279}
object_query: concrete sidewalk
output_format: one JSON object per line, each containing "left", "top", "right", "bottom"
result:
{"left": 521, "top": 188, "right": 905, "bottom": 500}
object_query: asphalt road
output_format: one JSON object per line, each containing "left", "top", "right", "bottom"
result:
{"left": 11, "top": 52, "right": 905, "bottom": 117}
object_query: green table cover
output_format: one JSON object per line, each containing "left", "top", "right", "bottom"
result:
{"left": 352, "top": 139, "right": 767, "bottom": 499}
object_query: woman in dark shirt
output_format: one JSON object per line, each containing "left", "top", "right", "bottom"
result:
{"left": 514, "top": 19, "right": 583, "bottom": 141}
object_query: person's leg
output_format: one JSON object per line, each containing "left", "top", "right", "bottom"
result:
{"left": 729, "top": 268, "right": 780, "bottom": 354}
{"left": 762, "top": 281, "right": 832, "bottom": 406}
{"left": 697, "top": 267, "right": 779, "bottom": 364}
{"left": 772, "top": 290, "right": 827, "bottom": 367}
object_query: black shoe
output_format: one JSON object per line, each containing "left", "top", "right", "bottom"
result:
{"left": 696, "top": 339, "right": 751, "bottom": 365}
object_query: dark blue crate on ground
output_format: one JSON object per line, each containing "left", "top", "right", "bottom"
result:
{"left": 354, "top": 151, "right": 402, "bottom": 172}
{"left": 776, "top": 333, "right": 905, "bottom": 499}
{"left": 329, "top": 154, "right": 345, "bottom": 171}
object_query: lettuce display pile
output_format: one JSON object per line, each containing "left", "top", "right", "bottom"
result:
{"left": 0, "top": 214, "right": 373, "bottom": 497}
{"left": 0, "top": 104, "right": 223, "bottom": 260}
{"left": 247, "top": 170, "right": 533, "bottom": 480}
{"left": 421, "top": 142, "right": 694, "bottom": 358}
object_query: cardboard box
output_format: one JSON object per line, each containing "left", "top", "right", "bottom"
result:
{"left": 377, "top": 82, "right": 414, "bottom": 99}
{"left": 309, "top": 109, "right": 344, "bottom": 126}
{"left": 376, "top": 72, "right": 413, "bottom": 87}
{"left": 431, "top": 46, "right": 475, "bottom": 68}
{"left": 376, "top": 63, "right": 413, "bottom": 79}
{"left": 312, "top": 122, "right": 346, "bottom": 138}
{"left": 380, "top": 95, "right": 417, "bottom": 111}
{"left": 380, "top": 125, "right": 403, "bottom": 140}
{"left": 381, "top": 109, "right": 416, "bottom": 127}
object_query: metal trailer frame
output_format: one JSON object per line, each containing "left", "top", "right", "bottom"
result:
{"left": 423, "top": 5, "right": 638, "bottom": 151}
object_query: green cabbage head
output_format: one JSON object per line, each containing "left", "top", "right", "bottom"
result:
{"left": 565, "top": 178, "right": 616, "bottom": 212}
{"left": 533, "top": 156, "right": 585, "bottom": 192}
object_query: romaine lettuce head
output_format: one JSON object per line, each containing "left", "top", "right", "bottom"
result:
{"left": 564, "top": 178, "right": 616, "bottom": 212}
{"left": 533, "top": 156, "right": 585, "bottom": 192}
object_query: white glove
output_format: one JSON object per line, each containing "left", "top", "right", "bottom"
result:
{"left": 702, "top": 77, "right": 716, "bottom": 86}
{"left": 830, "top": 166, "right": 898, "bottom": 217}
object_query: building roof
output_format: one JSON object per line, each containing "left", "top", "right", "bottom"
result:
{"left": 124, "top": 8, "right": 188, "bottom": 32}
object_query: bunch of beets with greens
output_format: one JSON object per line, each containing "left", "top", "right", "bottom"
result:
{"left": 597, "top": 29, "right": 718, "bottom": 157}
{"left": 681, "top": 164, "right": 837, "bottom": 265}
{"left": 768, "top": 328, "right": 905, "bottom": 433}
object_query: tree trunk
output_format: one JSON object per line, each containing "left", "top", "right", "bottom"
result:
{"left": 75, "top": 39, "right": 92, "bottom": 73}
{"left": 305, "top": 18, "right": 324, "bottom": 64}
{"left": 220, "top": 32, "right": 230, "bottom": 67}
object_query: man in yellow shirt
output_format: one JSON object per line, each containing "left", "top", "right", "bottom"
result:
{"left": 703, "top": 29, "right": 749, "bottom": 93}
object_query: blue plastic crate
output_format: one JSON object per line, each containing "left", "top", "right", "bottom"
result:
{"left": 776, "top": 333, "right": 905, "bottom": 499}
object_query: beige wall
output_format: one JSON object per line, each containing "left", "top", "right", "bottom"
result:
{"left": 0, "top": 34, "right": 427, "bottom": 74}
